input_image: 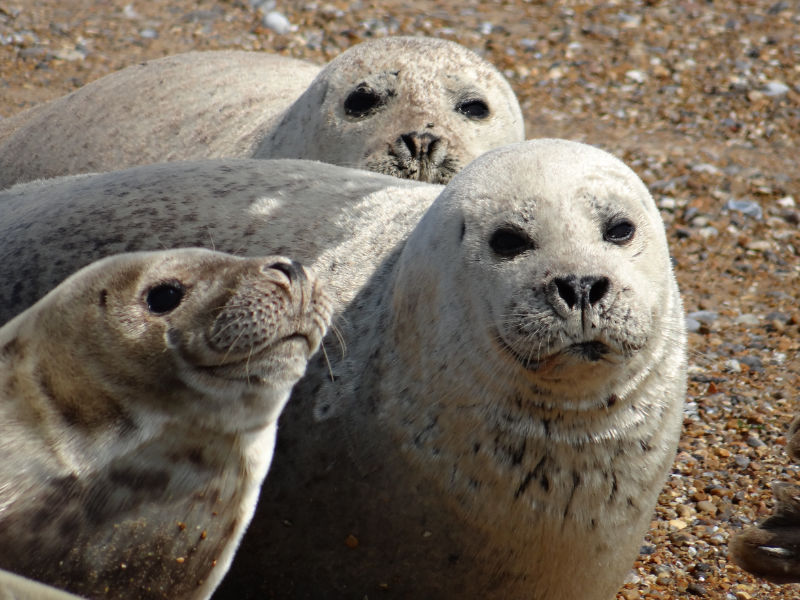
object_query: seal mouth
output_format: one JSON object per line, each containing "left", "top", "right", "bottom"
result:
{"left": 195, "top": 333, "right": 312, "bottom": 385}
{"left": 495, "top": 332, "right": 612, "bottom": 372}
{"left": 565, "top": 341, "right": 609, "bottom": 361}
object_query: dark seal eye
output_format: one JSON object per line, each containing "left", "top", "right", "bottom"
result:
{"left": 344, "top": 85, "right": 383, "bottom": 118}
{"left": 456, "top": 98, "right": 490, "bottom": 120}
{"left": 489, "top": 227, "right": 534, "bottom": 258}
{"left": 146, "top": 282, "right": 185, "bottom": 314}
{"left": 604, "top": 219, "right": 636, "bottom": 244}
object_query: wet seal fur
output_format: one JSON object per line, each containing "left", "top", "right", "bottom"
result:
{"left": 0, "top": 140, "right": 685, "bottom": 599}
{"left": 730, "top": 415, "right": 800, "bottom": 583}
{"left": 0, "top": 249, "right": 331, "bottom": 599}
{"left": 0, "top": 36, "right": 524, "bottom": 188}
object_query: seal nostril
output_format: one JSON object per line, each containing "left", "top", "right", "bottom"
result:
{"left": 401, "top": 133, "right": 420, "bottom": 157}
{"left": 585, "top": 276, "right": 610, "bottom": 305}
{"left": 268, "top": 261, "right": 298, "bottom": 282}
{"left": 400, "top": 132, "right": 440, "bottom": 159}
{"left": 554, "top": 277, "right": 578, "bottom": 309}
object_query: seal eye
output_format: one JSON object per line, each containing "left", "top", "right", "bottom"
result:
{"left": 146, "top": 282, "right": 185, "bottom": 314}
{"left": 489, "top": 227, "right": 534, "bottom": 258}
{"left": 604, "top": 220, "right": 636, "bottom": 244}
{"left": 344, "top": 85, "right": 383, "bottom": 118}
{"left": 456, "top": 98, "right": 490, "bottom": 120}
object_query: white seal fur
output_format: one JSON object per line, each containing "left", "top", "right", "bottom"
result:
{"left": 0, "top": 140, "right": 685, "bottom": 599}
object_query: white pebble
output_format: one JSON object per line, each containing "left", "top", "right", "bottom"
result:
{"left": 263, "top": 11, "right": 293, "bottom": 34}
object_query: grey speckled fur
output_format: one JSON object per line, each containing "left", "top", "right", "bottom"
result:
{"left": 0, "top": 140, "right": 686, "bottom": 599}
{"left": 0, "top": 37, "right": 524, "bottom": 188}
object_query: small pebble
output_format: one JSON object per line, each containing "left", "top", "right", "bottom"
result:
{"left": 762, "top": 80, "right": 790, "bottom": 97}
{"left": 687, "top": 310, "right": 719, "bottom": 324}
{"left": 723, "top": 199, "right": 763, "bottom": 220}
{"left": 263, "top": 11, "right": 292, "bottom": 34}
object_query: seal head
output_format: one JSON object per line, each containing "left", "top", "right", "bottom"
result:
{"left": 0, "top": 248, "right": 331, "bottom": 599}
{"left": 256, "top": 36, "right": 525, "bottom": 183}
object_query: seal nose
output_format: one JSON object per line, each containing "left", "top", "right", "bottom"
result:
{"left": 552, "top": 275, "right": 610, "bottom": 309}
{"left": 399, "top": 132, "right": 441, "bottom": 160}
{"left": 266, "top": 259, "right": 306, "bottom": 284}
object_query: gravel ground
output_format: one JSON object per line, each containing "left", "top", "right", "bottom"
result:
{"left": 1, "top": 1, "right": 798, "bottom": 598}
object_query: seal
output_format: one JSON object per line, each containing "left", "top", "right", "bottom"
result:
{"left": 0, "top": 37, "right": 524, "bottom": 188}
{"left": 0, "top": 140, "right": 686, "bottom": 599}
{"left": 0, "top": 248, "right": 332, "bottom": 600}
{"left": 730, "top": 415, "right": 800, "bottom": 583}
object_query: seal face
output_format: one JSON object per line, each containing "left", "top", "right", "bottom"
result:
{"left": 730, "top": 416, "right": 800, "bottom": 583}
{"left": 220, "top": 141, "right": 687, "bottom": 599}
{"left": 0, "top": 37, "right": 523, "bottom": 188}
{"left": 0, "top": 249, "right": 331, "bottom": 600}
{"left": 257, "top": 36, "right": 525, "bottom": 183}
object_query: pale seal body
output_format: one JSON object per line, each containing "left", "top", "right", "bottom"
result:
{"left": 0, "top": 248, "right": 331, "bottom": 599}
{"left": 0, "top": 51, "right": 320, "bottom": 188}
{"left": 730, "top": 416, "right": 800, "bottom": 583}
{"left": 0, "top": 37, "right": 524, "bottom": 188}
{"left": 0, "top": 140, "right": 686, "bottom": 599}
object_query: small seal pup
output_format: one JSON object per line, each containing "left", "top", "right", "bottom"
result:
{"left": 0, "top": 248, "right": 332, "bottom": 600}
{"left": 0, "top": 36, "right": 524, "bottom": 188}
{"left": 730, "top": 415, "right": 800, "bottom": 583}
{"left": 0, "top": 140, "right": 686, "bottom": 599}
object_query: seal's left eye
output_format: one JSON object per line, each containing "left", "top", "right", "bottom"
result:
{"left": 456, "top": 99, "right": 490, "bottom": 120}
{"left": 489, "top": 227, "right": 535, "bottom": 258}
{"left": 344, "top": 85, "right": 383, "bottom": 118}
{"left": 146, "top": 282, "right": 185, "bottom": 314}
{"left": 604, "top": 220, "right": 636, "bottom": 244}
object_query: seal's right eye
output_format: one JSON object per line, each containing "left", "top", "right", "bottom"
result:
{"left": 146, "top": 282, "right": 185, "bottom": 314}
{"left": 489, "top": 227, "right": 535, "bottom": 258}
{"left": 344, "top": 85, "right": 383, "bottom": 118}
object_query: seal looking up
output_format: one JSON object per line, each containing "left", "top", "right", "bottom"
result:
{"left": 0, "top": 248, "right": 332, "bottom": 600}
{"left": 0, "top": 36, "right": 524, "bottom": 188}
{"left": 0, "top": 140, "right": 685, "bottom": 599}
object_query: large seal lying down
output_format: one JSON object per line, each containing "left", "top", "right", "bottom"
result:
{"left": 0, "top": 249, "right": 331, "bottom": 600}
{"left": 0, "top": 36, "right": 524, "bottom": 188}
{"left": 730, "top": 415, "right": 800, "bottom": 583}
{"left": 0, "top": 140, "right": 686, "bottom": 599}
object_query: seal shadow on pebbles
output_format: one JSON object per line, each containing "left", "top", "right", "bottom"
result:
{"left": 0, "top": 248, "right": 332, "bottom": 600}
{"left": 730, "top": 415, "right": 800, "bottom": 584}
{"left": 0, "top": 36, "right": 524, "bottom": 189}
{"left": 0, "top": 139, "right": 686, "bottom": 599}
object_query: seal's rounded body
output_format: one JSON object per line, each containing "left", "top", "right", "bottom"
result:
{"left": 0, "top": 37, "right": 523, "bottom": 188}
{"left": 0, "top": 140, "right": 685, "bottom": 599}
{"left": 0, "top": 249, "right": 331, "bottom": 599}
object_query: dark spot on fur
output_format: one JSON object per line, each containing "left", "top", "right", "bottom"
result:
{"left": 1, "top": 337, "right": 24, "bottom": 360}
{"left": 473, "top": 442, "right": 481, "bottom": 454}
{"left": 514, "top": 455, "right": 548, "bottom": 499}
{"left": 639, "top": 439, "right": 652, "bottom": 453}
{"left": 98, "top": 289, "right": 108, "bottom": 307}
{"left": 606, "top": 394, "right": 618, "bottom": 407}
{"left": 459, "top": 219, "right": 466, "bottom": 241}
{"left": 109, "top": 467, "right": 170, "bottom": 492}
{"left": 188, "top": 448, "right": 205, "bottom": 465}
{"left": 448, "top": 553, "right": 460, "bottom": 565}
